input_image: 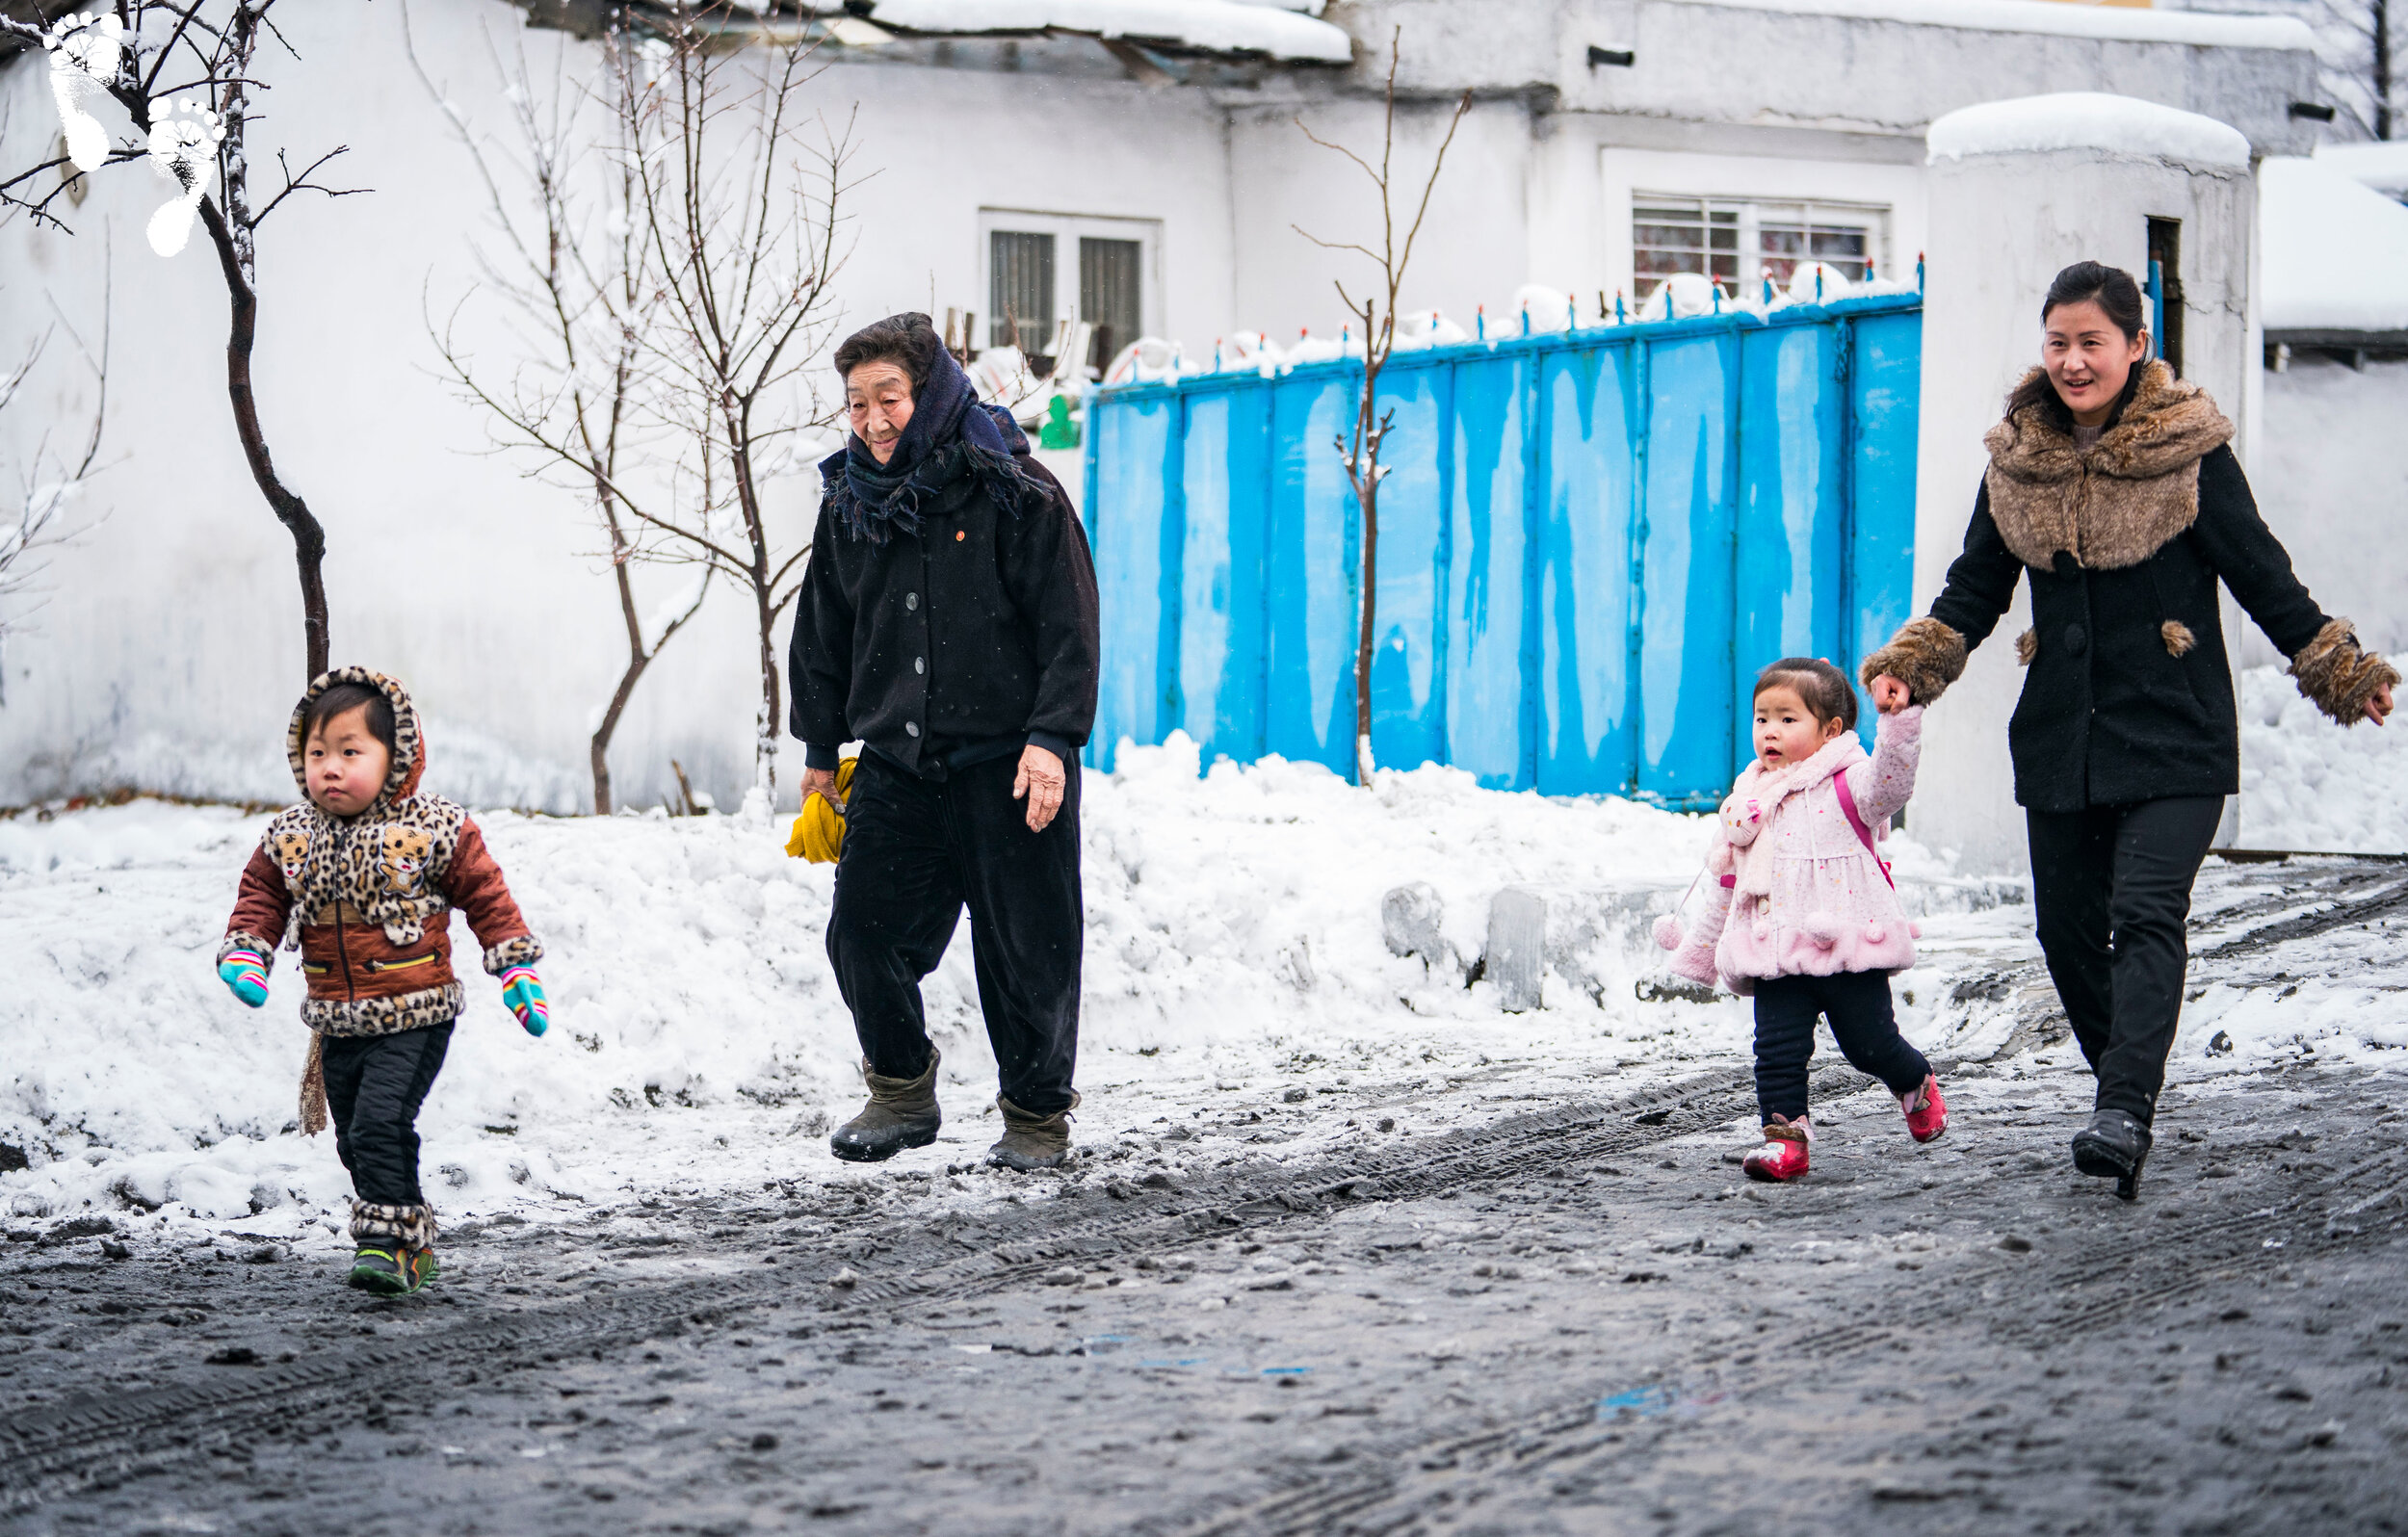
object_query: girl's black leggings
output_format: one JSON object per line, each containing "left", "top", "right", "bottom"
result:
{"left": 1751, "top": 971, "right": 1929, "bottom": 1123}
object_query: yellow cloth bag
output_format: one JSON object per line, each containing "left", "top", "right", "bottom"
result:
{"left": 785, "top": 755, "right": 857, "bottom": 863}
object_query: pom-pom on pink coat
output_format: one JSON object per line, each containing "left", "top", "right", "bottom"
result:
{"left": 1659, "top": 706, "right": 1923, "bottom": 995}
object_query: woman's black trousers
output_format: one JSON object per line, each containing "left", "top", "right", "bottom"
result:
{"left": 826, "top": 750, "right": 1083, "bottom": 1115}
{"left": 2025, "top": 795, "right": 2224, "bottom": 1126}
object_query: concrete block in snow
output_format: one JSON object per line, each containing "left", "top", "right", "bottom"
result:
{"left": 1380, "top": 882, "right": 1453, "bottom": 974}
{"left": 1485, "top": 886, "right": 1549, "bottom": 1012}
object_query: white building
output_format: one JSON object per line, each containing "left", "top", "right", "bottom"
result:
{"left": 0, "top": 0, "right": 2355, "bottom": 827}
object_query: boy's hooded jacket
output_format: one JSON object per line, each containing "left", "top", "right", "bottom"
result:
{"left": 1859, "top": 363, "right": 2396, "bottom": 812}
{"left": 221, "top": 668, "right": 541, "bottom": 1039}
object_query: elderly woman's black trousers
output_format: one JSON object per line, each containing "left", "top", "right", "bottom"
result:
{"left": 2026, "top": 795, "right": 2223, "bottom": 1127}
{"left": 825, "top": 750, "right": 1083, "bottom": 1115}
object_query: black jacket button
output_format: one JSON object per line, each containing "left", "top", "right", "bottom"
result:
{"left": 2065, "top": 623, "right": 2088, "bottom": 656}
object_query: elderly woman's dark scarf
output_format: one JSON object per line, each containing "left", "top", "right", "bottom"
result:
{"left": 821, "top": 344, "right": 1044, "bottom": 545}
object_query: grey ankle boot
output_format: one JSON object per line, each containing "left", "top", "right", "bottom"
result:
{"left": 986, "top": 1091, "right": 1080, "bottom": 1171}
{"left": 829, "top": 1048, "right": 941, "bottom": 1163}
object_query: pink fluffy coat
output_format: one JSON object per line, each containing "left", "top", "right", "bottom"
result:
{"left": 1667, "top": 706, "right": 1923, "bottom": 995}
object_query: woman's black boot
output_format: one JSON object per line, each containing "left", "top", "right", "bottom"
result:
{"left": 2071, "top": 1108, "right": 2152, "bottom": 1201}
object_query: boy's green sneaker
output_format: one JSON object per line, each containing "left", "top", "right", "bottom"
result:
{"left": 348, "top": 1245, "right": 437, "bottom": 1296}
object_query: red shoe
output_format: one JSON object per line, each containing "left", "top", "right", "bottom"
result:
{"left": 1900, "top": 1075, "right": 1948, "bottom": 1144}
{"left": 1742, "top": 1116, "right": 1812, "bottom": 1183}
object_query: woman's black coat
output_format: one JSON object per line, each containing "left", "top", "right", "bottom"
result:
{"left": 788, "top": 457, "right": 1099, "bottom": 778}
{"left": 1924, "top": 442, "right": 2330, "bottom": 812}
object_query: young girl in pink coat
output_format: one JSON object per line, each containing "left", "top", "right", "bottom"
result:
{"left": 1657, "top": 657, "right": 1947, "bottom": 1182}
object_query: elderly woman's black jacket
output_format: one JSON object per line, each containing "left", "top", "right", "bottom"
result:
{"left": 1862, "top": 363, "right": 2394, "bottom": 814}
{"left": 789, "top": 457, "right": 1099, "bottom": 777}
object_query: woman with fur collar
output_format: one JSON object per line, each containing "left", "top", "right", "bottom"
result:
{"left": 1860, "top": 261, "right": 2396, "bottom": 1200}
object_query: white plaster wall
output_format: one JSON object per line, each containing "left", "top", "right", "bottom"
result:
{"left": 1343, "top": 0, "right": 2319, "bottom": 156}
{"left": 1911, "top": 138, "right": 2255, "bottom": 875}
{"left": 1225, "top": 94, "right": 1538, "bottom": 344}
{"left": 0, "top": 0, "right": 1239, "bottom": 813}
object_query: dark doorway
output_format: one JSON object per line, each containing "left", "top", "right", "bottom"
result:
{"left": 2146, "top": 217, "right": 2184, "bottom": 377}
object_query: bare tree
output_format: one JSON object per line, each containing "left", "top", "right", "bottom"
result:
{"left": 407, "top": 11, "right": 708, "bottom": 815}
{"left": 0, "top": 288, "right": 110, "bottom": 696}
{"left": 1294, "top": 33, "right": 1469, "bottom": 786}
{"left": 619, "top": 5, "right": 860, "bottom": 802}
{"left": 0, "top": 2, "right": 366, "bottom": 681}
{"left": 429, "top": 4, "right": 858, "bottom": 805}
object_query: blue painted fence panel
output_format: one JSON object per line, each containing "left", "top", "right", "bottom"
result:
{"left": 1084, "top": 293, "right": 1922, "bottom": 808}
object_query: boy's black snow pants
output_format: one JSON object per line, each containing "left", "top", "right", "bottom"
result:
{"left": 1751, "top": 971, "right": 1930, "bottom": 1124}
{"left": 2026, "top": 795, "right": 2223, "bottom": 1127}
{"left": 826, "top": 750, "right": 1083, "bottom": 1115}
{"left": 320, "top": 1022, "right": 455, "bottom": 1208}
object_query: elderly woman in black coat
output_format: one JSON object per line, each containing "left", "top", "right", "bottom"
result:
{"left": 789, "top": 313, "right": 1100, "bottom": 1172}
{"left": 1862, "top": 261, "right": 2396, "bottom": 1199}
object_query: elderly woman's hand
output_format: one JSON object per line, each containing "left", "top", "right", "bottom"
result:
{"left": 1012, "top": 743, "right": 1067, "bottom": 832}
{"left": 801, "top": 765, "right": 844, "bottom": 812}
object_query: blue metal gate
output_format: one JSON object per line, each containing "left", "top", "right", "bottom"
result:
{"left": 1082, "top": 292, "right": 1922, "bottom": 807}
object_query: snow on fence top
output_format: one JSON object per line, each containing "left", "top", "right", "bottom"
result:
{"left": 1926, "top": 93, "right": 2251, "bottom": 171}
{"left": 2260, "top": 157, "right": 2408, "bottom": 334}
{"left": 849, "top": 0, "right": 1354, "bottom": 62}
{"left": 1687, "top": 0, "right": 2315, "bottom": 53}
{"left": 2313, "top": 142, "right": 2408, "bottom": 198}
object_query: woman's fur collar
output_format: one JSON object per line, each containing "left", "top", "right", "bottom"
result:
{"left": 1981, "top": 360, "right": 2234, "bottom": 572}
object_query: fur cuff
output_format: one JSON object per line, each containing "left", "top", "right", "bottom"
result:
{"left": 1860, "top": 617, "right": 1969, "bottom": 706}
{"left": 2290, "top": 619, "right": 2399, "bottom": 726}
{"left": 350, "top": 1200, "right": 437, "bottom": 1249}
{"left": 2161, "top": 620, "right": 2197, "bottom": 658}
{"left": 482, "top": 934, "right": 544, "bottom": 977}
{"left": 217, "top": 931, "right": 277, "bottom": 974}
{"left": 2015, "top": 629, "right": 2037, "bottom": 666}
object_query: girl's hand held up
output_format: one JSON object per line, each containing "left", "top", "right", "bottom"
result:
{"left": 1869, "top": 674, "right": 1912, "bottom": 715}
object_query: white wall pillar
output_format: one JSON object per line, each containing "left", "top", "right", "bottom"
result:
{"left": 1910, "top": 94, "right": 2256, "bottom": 875}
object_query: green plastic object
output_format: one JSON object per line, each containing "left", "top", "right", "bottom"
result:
{"left": 1037, "top": 394, "right": 1080, "bottom": 450}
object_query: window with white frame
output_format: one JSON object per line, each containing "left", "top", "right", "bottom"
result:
{"left": 1632, "top": 194, "right": 1890, "bottom": 296}
{"left": 978, "top": 210, "right": 1160, "bottom": 372}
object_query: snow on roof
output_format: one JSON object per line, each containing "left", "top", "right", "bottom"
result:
{"left": 848, "top": 0, "right": 1353, "bottom": 63}
{"left": 2260, "top": 156, "right": 2408, "bottom": 333}
{"left": 2312, "top": 141, "right": 2408, "bottom": 197}
{"left": 1926, "top": 92, "right": 2252, "bottom": 170}
{"left": 1685, "top": 0, "right": 2315, "bottom": 52}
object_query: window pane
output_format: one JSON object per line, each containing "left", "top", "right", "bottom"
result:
{"left": 989, "top": 231, "right": 1055, "bottom": 350}
{"left": 1757, "top": 216, "right": 1871, "bottom": 286}
{"left": 1079, "top": 237, "right": 1142, "bottom": 370}
{"left": 1635, "top": 198, "right": 1737, "bottom": 286}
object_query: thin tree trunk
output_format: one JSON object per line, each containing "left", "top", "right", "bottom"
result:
{"left": 198, "top": 196, "right": 328, "bottom": 681}
{"left": 2378, "top": 0, "right": 2394, "bottom": 141}
{"left": 754, "top": 580, "right": 780, "bottom": 799}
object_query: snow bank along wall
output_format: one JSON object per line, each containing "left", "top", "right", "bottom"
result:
{"left": 1083, "top": 290, "right": 1922, "bottom": 803}
{"left": 0, "top": 0, "right": 2324, "bottom": 820}
{"left": 1911, "top": 95, "right": 2258, "bottom": 876}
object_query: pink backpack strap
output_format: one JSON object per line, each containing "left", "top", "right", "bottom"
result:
{"left": 1831, "top": 769, "right": 1895, "bottom": 889}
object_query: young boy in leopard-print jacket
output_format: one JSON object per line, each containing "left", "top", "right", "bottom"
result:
{"left": 218, "top": 667, "right": 548, "bottom": 1296}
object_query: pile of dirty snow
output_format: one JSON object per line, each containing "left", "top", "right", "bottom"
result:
{"left": 2237, "top": 664, "right": 2408, "bottom": 853}
{"left": 0, "top": 742, "right": 1744, "bottom": 1241}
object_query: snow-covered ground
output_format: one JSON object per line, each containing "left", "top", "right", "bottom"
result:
{"left": 2, "top": 685, "right": 2398, "bottom": 1249}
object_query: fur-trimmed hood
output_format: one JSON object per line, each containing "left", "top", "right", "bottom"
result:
{"left": 1981, "top": 361, "right": 2235, "bottom": 572}
{"left": 286, "top": 666, "right": 426, "bottom": 818}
